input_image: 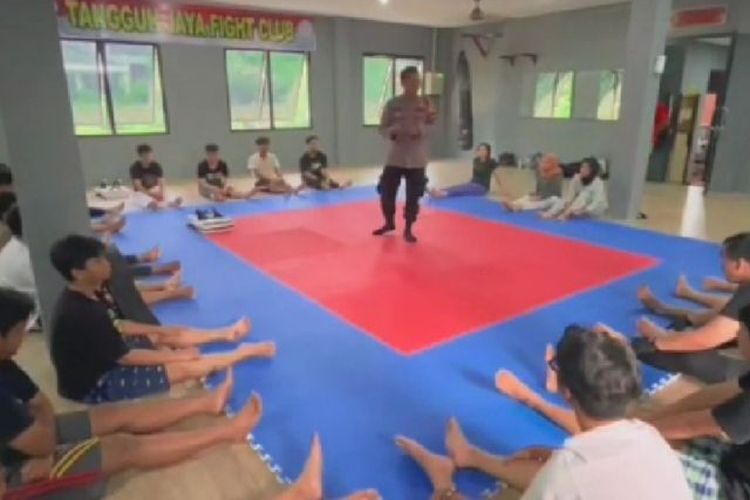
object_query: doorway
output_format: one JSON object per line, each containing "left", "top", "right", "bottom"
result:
{"left": 647, "top": 35, "right": 734, "bottom": 185}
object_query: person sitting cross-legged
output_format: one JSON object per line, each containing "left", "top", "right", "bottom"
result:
{"left": 247, "top": 137, "right": 301, "bottom": 196}
{"left": 129, "top": 144, "right": 183, "bottom": 211}
{"left": 396, "top": 325, "right": 691, "bottom": 500}
{"left": 299, "top": 135, "right": 352, "bottom": 191}
{"left": 0, "top": 287, "right": 263, "bottom": 498}
{"left": 197, "top": 143, "right": 258, "bottom": 201}
{"left": 540, "top": 157, "right": 608, "bottom": 221}
{"left": 48, "top": 234, "right": 276, "bottom": 404}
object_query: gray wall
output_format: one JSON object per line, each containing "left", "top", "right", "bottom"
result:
{"left": 680, "top": 40, "right": 729, "bottom": 94}
{"left": 73, "top": 17, "right": 450, "bottom": 185}
{"left": 448, "top": 4, "right": 630, "bottom": 162}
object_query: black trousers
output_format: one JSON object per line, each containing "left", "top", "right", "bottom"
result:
{"left": 377, "top": 166, "right": 427, "bottom": 225}
{"left": 632, "top": 338, "right": 750, "bottom": 384}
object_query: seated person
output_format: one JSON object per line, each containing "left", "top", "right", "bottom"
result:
{"left": 299, "top": 136, "right": 352, "bottom": 191}
{"left": 0, "top": 206, "right": 192, "bottom": 310}
{"left": 639, "top": 274, "right": 732, "bottom": 328}
{"left": 429, "top": 143, "right": 501, "bottom": 198}
{"left": 48, "top": 235, "right": 276, "bottom": 404}
{"left": 129, "top": 144, "right": 182, "bottom": 210}
{"left": 540, "top": 157, "right": 608, "bottom": 221}
{"left": 502, "top": 153, "right": 563, "bottom": 212}
{"left": 247, "top": 137, "right": 301, "bottom": 195}
{"left": 0, "top": 287, "right": 265, "bottom": 498}
{"left": 197, "top": 143, "right": 257, "bottom": 201}
{"left": 498, "top": 312, "right": 750, "bottom": 500}
{"left": 633, "top": 232, "right": 750, "bottom": 383}
{"left": 396, "top": 326, "right": 691, "bottom": 499}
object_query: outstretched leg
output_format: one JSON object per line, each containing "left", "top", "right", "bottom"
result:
{"left": 638, "top": 285, "right": 713, "bottom": 323}
{"left": 495, "top": 371, "right": 581, "bottom": 435}
{"left": 676, "top": 276, "right": 730, "bottom": 310}
{"left": 89, "top": 370, "right": 234, "bottom": 436}
{"left": 395, "top": 436, "right": 465, "bottom": 500}
{"left": 165, "top": 342, "right": 276, "bottom": 385}
{"left": 154, "top": 318, "right": 251, "bottom": 348}
{"left": 100, "top": 394, "right": 263, "bottom": 475}
{"left": 445, "top": 419, "right": 544, "bottom": 492}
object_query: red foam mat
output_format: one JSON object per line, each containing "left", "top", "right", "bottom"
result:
{"left": 210, "top": 202, "right": 656, "bottom": 354}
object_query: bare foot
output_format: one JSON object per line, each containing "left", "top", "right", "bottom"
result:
{"left": 675, "top": 275, "right": 692, "bottom": 299}
{"left": 540, "top": 212, "right": 554, "bottom": 220}
{"left": 169, "top": 197, "right": 184, "bottom": 208}
{"left": 637, "top": 317, "right": 664, "bottom": 341}
{"left": 343, "top": 491, "right": 381, "bottom": 500}
{"left": 445, "top": 418, "right": 475, "bottom": 469}
{"left": 278, "top": 435, "right": 324, "bottom": 500}
{"left": 637, "top": 285, "right": 664, "bottom": 313}
{"left": 107, "top": 217, "right": 127, "bottom": 234}
{"left": 228, "top": 393, "right": 263, "bottom": 441}
{"left": 228, "top": 318, "right": 251, "bottom": 342}
{"left": 703, "top": 277, "right": 730, "bottom": 292}
{"left": 500, "top": 199, "right": 515, "bottom": 212}
{"left": 165, "top": 270, "right": 183, "bottom": 289}
{"left": 107, "top": 202, "right": 126, "bottom": 216}
{"left": 143, "top": 246, "right": 161, "bottom": 263}
{"left": 209, "top": 369, "right": 234, "bottom": 415}
{"left": 495, "top": 370, "right": 539, "bottom": 406}
{"left": 342, "top": 180, "right": 354, "bottom": 189}
{"left": 592, "top": 323, "right": 629, "bottom": 344}
{"left": 395, "top": 436, "right": 455, "bottom": 493}
{"left": 429, "top": 188, "right": 448, "bottom": 199}
{"left": 545, "top": 344, "right": 558, "bottom": 394}
{"left": 173, "top": 286, "right": 196, "bottom": 301}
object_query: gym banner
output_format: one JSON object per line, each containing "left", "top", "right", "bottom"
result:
{"left": 55, "top": 0, "right": 317, "bottom": 51}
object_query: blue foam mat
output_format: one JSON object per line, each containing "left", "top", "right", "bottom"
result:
{"left": 115, "top": 189, "right": 720, "bottom": 498}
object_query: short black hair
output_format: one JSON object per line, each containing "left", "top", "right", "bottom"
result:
{"left": 255, "top": 137, "right": 270, "bottom": 146}
{"left": 4, "top": 205, "right": 21, "bottom": 238}
{"left": 305, "top": 135, "right": 319, "bottom": 145}
{"left": 0, "top": 192, "right": 17, "bottom": 220}
{"left": 0, "top": 288, "right": 35, "bottom": 338}
{"left": 556, "top": 325, "right": 641, "bottom": 420}
{"left": 49, "top": 235, "right": 106, "bottom": 282}
{"left": 136, "top": 144, "right": 153, "bottom": 156}
{"left": 400, "top": 65, "right": 420, "bottom": 81}
{"left": 0, "top": 163, "right": 12, "bottom": 187}
{"left": 205, "top": 143, "right": 219, "bottom": 153}
{"left": 723, "top": 233, "right": 750, "bottom": 262}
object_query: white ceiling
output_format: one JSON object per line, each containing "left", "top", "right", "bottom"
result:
{"left": 209, "top": 0, "right": 628, "bottom": 28}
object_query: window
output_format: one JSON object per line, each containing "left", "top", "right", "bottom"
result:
{"left": 533, "top": 71, "right": 574, "bottom": 119}
{"left": 597, "top": 70, "right": 624, "bottom": 121}
{"left": 225, "top": 50, "right": 311, "bottom": 131}
{"left": 363, "top": 55, "right": 424, "bottom": 126}
{"left": 61, "top": 40, "right": 167, "bottom": 136}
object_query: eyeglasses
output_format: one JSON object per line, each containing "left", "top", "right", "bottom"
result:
{"left": 547, "top": 357, "right": 559, "bottom": 373}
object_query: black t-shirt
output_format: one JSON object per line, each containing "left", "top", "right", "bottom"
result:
{"left": 299, "top": 152, "right": 328, "bottom": 177}
{"left": 197, "top": 160, "right": 229, "bottom": 188}
{"left": 0, "top": 360, "right": 39, "bottom": 468}
{"left": 722, "top": 285, "right": 750, "bottom": 320}
{"left": 50, "top": 288, "right": 130, "bottom": 401}
{"left": 129, "top": 161, "right": 164, "bottom": 190}
{"left": 470, "top": 158, "right": 500, "bottom": 189}
{"left": 711, "top": 371, "right": 750, "bottom": 498}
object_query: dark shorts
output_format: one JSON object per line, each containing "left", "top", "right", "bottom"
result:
{"left": 83, "top": 363, "right": 169, "bottom": 404}
{"left": 6, "top": 412, "right": 106, "bottom": 499}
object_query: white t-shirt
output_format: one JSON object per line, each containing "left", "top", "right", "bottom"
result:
{"left": 247, "top": 152, "right": 281, "bottom": 180}
{"left": 522, "top": 420, "right": 691, "bottom": 500}
{"left": 0, "top": 237, "right": 36, "bottom": 298}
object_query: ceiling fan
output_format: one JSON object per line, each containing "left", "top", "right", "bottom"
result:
{"left": 470, "top": 0, "right": 485, "bottom": 21}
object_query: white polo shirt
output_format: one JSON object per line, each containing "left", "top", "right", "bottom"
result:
{"left": 522, "top": 419, "right": 691, "bottom": 500}
{"left": 0, "top": 237, "right": 36, "bottom": 298}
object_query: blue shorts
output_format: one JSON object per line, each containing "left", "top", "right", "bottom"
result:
{"left": 84, "top": 363, "right": 170, "bottom": 404}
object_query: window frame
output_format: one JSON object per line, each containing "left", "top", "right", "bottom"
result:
{"left": 224, "top": 48, "right": 313, "bottom": 133}
{"left": 362, "top": 53, "right": 425, "bottom": 128}
{"left": 532, "top": 71, "right": 576, "bottom": 120}
{"left": 61, "top": 38, "right": 170, "bottom": 137}
{"left": 596, "top": 69, "right": 624, "bottom": 121}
